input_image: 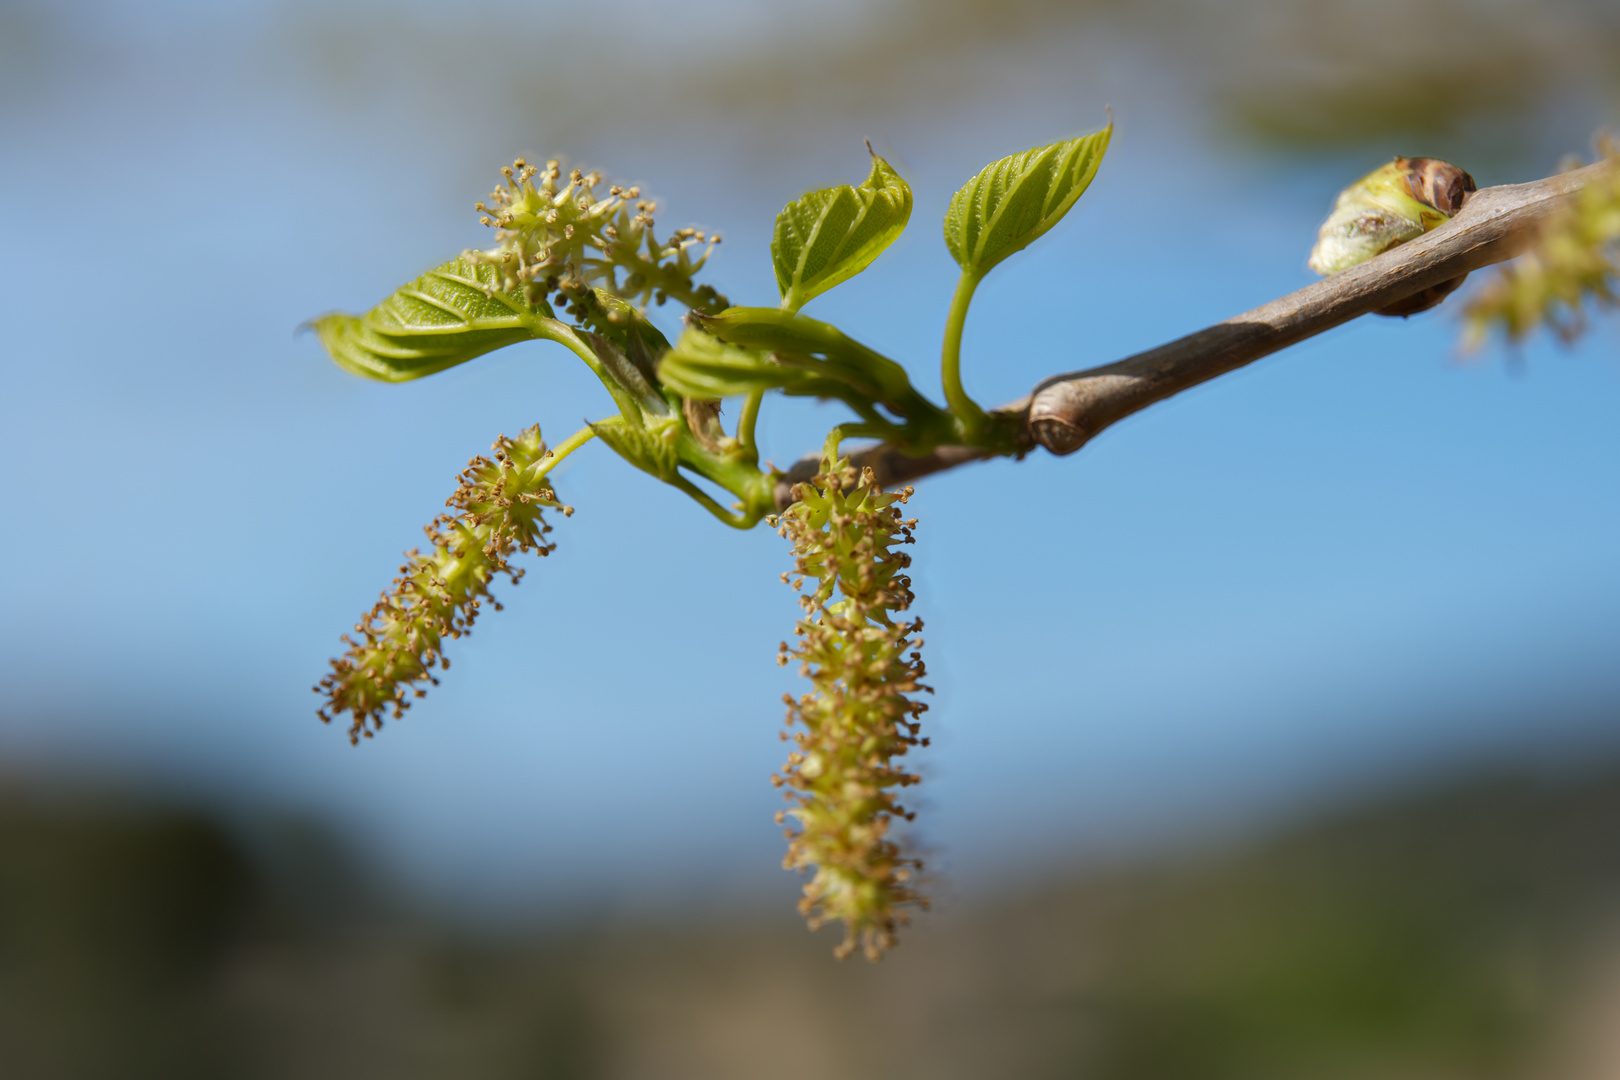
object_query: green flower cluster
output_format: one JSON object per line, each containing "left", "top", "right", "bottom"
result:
{"left": 316, "top": 426, "right": 570, "bottom": 744}
{"left": 469, "top": 158, "right": 727, "bottom": 320}
{"left": 774, "top": 451, "right": 930, "bottom": 960}
{"left": 1466, "top": 148, "right": 1620, "bottom": 345}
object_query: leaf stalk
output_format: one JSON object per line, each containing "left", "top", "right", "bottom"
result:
{"left": 941, "top": 271, "right": 988, "bottom": 436}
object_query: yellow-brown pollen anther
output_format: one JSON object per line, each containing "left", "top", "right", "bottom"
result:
{"left": 466, "top": 158, "right": 728, "bottom": 319}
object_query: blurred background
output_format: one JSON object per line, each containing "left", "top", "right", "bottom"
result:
{"left": 2, "top": 0, "right": 1619, "bottom": 1074}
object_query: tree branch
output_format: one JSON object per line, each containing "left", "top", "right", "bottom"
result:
{"left": 773, "top": 162, "right": 1609, "bottom": 509}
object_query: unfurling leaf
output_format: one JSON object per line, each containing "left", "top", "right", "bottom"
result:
{"left": 659, "top": 325, "right": 921, "bottom": 421}
{"left": 657, "top": 330, "right": 801, "bottom": 400}
{"left": 588, "top": 414, "right": 679, "bottom": 481}
{"left": 944, "top": 122, "right": 1111, "bottom": 278}
{"left": 773, "top": 151, "right": 913, "bottom": 313}
{"left": 695, "top": 307, "right": 917, "bottom": 404}
{"left": 311, "top": 256, "right": 553, "bottom": 382}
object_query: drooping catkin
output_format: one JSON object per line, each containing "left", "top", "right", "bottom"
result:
{"left": 774, "top": 452, "right": 930, "bottom": 960}
{"left": 1465, "top": 145, "right": 1619, "bottom": 346}
{"left": 316, "top": 425, "right": 570, "bottom": 743}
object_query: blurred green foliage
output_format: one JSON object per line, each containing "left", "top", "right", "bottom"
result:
{"left": 4, "top": 754, "right": 1620, "bottom": 1078}
{"left": 260, "top": 0, "right": 1620, "bottom": 169}
{"left": 14, "top": 0, "right": 1606, "bottom": 169}
{"left": 0, "top": 789, "right": 253, "bottom": 1079}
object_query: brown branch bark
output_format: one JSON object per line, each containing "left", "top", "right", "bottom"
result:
{"left": 773, "top": 162, "right": 1608, "bottom": 509}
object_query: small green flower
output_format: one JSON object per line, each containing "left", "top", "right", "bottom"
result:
{"left": 468, "top": 159, "right": 727, "bottom": 319}
{"left": 774, "top": 451, "right": 930, "bottom": 960}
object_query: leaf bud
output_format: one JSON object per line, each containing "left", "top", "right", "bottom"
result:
{"left": 1308, "top": 156, "right": 1477, "bottom": 315}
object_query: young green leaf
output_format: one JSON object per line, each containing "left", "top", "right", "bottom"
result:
{"left": 943, "top": 123, "right": 1111, "bottom": 278}
{"left": 694, "top": 308, "right": 917, "bottom": 404}
{"left": 587, "top": 414, "right": 680, "bottom": 481}
{"left": 311, "top": 256, "right": 553, "bottom": 382}
{"left": 659, "top": 326, "right": 914, "bottom": 418}
{"left": 657, "top": 329, "right": 819, "bottom": 400}
{"left": 773, "top": 150, "right": 913, "bottom": 313}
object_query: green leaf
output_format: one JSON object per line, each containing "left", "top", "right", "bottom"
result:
{"left": 311, "top": 256, "right": 553, "bottom": 382}
{"left": 657, "top": 329, "right": 811, "bottom": 400}
{"left": 943, "top": 123, "right": 1112, "bottom": 278}
{"left": 659, "top": 327, "right": 883, "bottom": 408}
{"left": 695, "top": 307, "right": 916, "bottom": 404}
{"left": 773, "top": 151, "right": 912, "bottom": 313}
{"left": 588, "top": 414, "right": 679, "bottom": 481}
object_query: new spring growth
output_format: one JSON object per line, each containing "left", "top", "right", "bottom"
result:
{"left": 1464, "top": 140, "right": 1620, "bottom": 346}
{"left": 468, "top": 158, "right": 728, "bottom": 321}
{"left": 1308, "top": 156, "right": 1477, "bottom": 316}
{"left": 316, "top": 426, "right": 571, "bottom": 744}
{"left": 774, "top": 447, "right": 930, "bottom": 961}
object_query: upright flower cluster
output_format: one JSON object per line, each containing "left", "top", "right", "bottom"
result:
{"left": 316, "top": 426, "right": 570, "bottom": 744}
{"left": 469, "top": 158, "right": 727, "bottom": 318}
{"left": 1466, "top": 147, "right": 1620, "bottom": 345}
{"left": 774, "top": 453, "right": 930, "bottom": 960}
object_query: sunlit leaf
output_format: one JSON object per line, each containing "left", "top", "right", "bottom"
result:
{"left": 659, "top": 326, "right": 904, "bottom": 414}
{"left": 773, "top": 151, "right": 912, "bottom": 312}
{"left": 311, "top": 256, "right": 552, "bottom": 382}
{"left": 587, "top": 414, "right": 679, "bottom": 481}
{"left": 944, "top": 123, "right": 1111, "bottom": 278}
{"left": 657, "top": 329, "right": 814, "bottom": 399}
{"left": 694, "top": 308, "right": 916, "bottom": 403}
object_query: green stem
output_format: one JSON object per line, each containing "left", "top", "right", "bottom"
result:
{"left": 535, "top": 319, "right": 646, "bottom": 423}
{"left": 736, "top": 389, "right": 763, "bottom": 464}
{"left": 673, "top": 430, "right": 777, "bottom": 528}
{"left": 533, "top": 426, "right": 597, "bottom": 480}
{"left": 842, "top": 424, "right": 902, "bottom": 443}
{"left": 941, "top": 271, "right": 988, "bottom": 435}
{"left": 671, "top": 475, "right": 755, "bottom": 529}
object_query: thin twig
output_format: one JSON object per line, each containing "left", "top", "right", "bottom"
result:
{"left": 773, "top": 162, "right": 1608, "bottom": 509}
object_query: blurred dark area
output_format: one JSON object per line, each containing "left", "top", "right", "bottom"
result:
{"left": 5, "top": 734, "right": 1620, "bottom": 1080}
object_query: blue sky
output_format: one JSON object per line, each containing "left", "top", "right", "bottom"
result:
{"left": 1, "top": 0, "right": 1617, "bottom": 913}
